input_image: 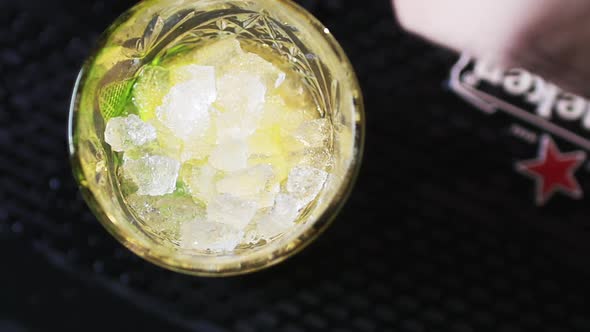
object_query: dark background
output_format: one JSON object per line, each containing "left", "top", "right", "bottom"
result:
{"left": 2, "top": 0, "right": 590, "bottom": 331}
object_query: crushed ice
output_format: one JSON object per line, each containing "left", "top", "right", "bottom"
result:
{"left": 105, "top": 37, "right": 332, "bottom": 252}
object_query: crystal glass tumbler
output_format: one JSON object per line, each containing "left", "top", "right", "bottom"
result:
{"left": 69, "top": 0, "right": 364, "bottom": 276}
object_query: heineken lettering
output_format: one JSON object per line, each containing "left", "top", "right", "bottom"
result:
{"left": 469, "top": 60, "right": 590, "bottom": 129}
{"left": 450, "top": 55, "right": 590, "bottom": 151}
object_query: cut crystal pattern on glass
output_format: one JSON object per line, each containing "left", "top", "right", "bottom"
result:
{"left": 99, "top": 79, "right": 135, "bottom": 120}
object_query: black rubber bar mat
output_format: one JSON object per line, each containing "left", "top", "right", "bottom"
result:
{"left": 2, "top": 0, "right": 590, "bottom": 331}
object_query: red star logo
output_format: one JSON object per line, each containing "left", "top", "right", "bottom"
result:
{"left": 516, "top": 135, "right": 586, "bottom": 205}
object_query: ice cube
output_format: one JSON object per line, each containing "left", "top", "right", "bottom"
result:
{"left": 104, "top": 114, "right": 157, "bottom": 152}
{"left": 226, "top": 48, "right": 285, "bottom": 90}
{"left": 293, "top": 118, "right": 331, "bottom": 148}
{"left": 207, "top": 193, "right": 258, "bottom": 229}
{"left": 247, "top": 125, "right": 304, "bottom": 182}
{"left": 259, "top": 95, "right": 312, "bottom": 132}
{"left": 156, "top": 65, "right": 216, "bottom": 140}
{"left": 156, "top": 84, "right": 212, "bottom": 140}
{"left": 274, "top": 75, "right": 313, "bottom": 110}
{"left": 257, "top": 182, "right": 280, "bottom": 209}
{"left": 256, "top": 216, "right": 288, "bottom": 240}
{"left": 216, "top": 164, "right": 274, "bottom": 197}
{"left": 170, "top": 64, "right": 217, "bottom": 87}
{"left": 147, "top": 119, "right": 183, "bottom": 160}
{"left": 180, "top": 219, "right": 244, "bottom": 252}
{"left": 242, "top": 221, "right": 262, "bottom": 245}
{"left": 248, "top": 126, "right": 284, "bottom": 157}
{"left": 216, "top": 72, "right": 266, "bottom": 115}
{"left": 193, "top": 36, "right": 285, "bottom": 88}
{"left": 214, "top": 107, "right": 261, "bottom": 141}
{"left": 181, "top": 120, "right": 217, "bottom": 162}
{"left": 293, "top": 147, "right": 334, "bottom": 171}
{"left": 248, "top": 125, "right": 305, "bottom": 182}
{"left": 286, "top": 165, "right": 328, "bottom": 208}
{"left": 256, "top": 194, "right": 300, "bottom": 239}
{"left": 275, "top": 72, "right": 286, "bottom": 88}
{"left": 209, "top": 139, "right": 249, "bottom": 172}
{"left": 271, "top": 193, "right": 301, "bottom": 224}
{"left": 127, "top": 194, "right": 205, "bottom": 236}
{"left": 183, "top": 164, "right": 218, "bottom": 203}
{"left": 123, "top": 155, "right": 180, "bottom": 196}
{"left": 191, "top": 37, "right": 243, "bottom": 70}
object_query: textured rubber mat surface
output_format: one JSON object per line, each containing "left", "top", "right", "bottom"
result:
{"left": 2, "top": 0, "right": 590, "bottom": 331}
